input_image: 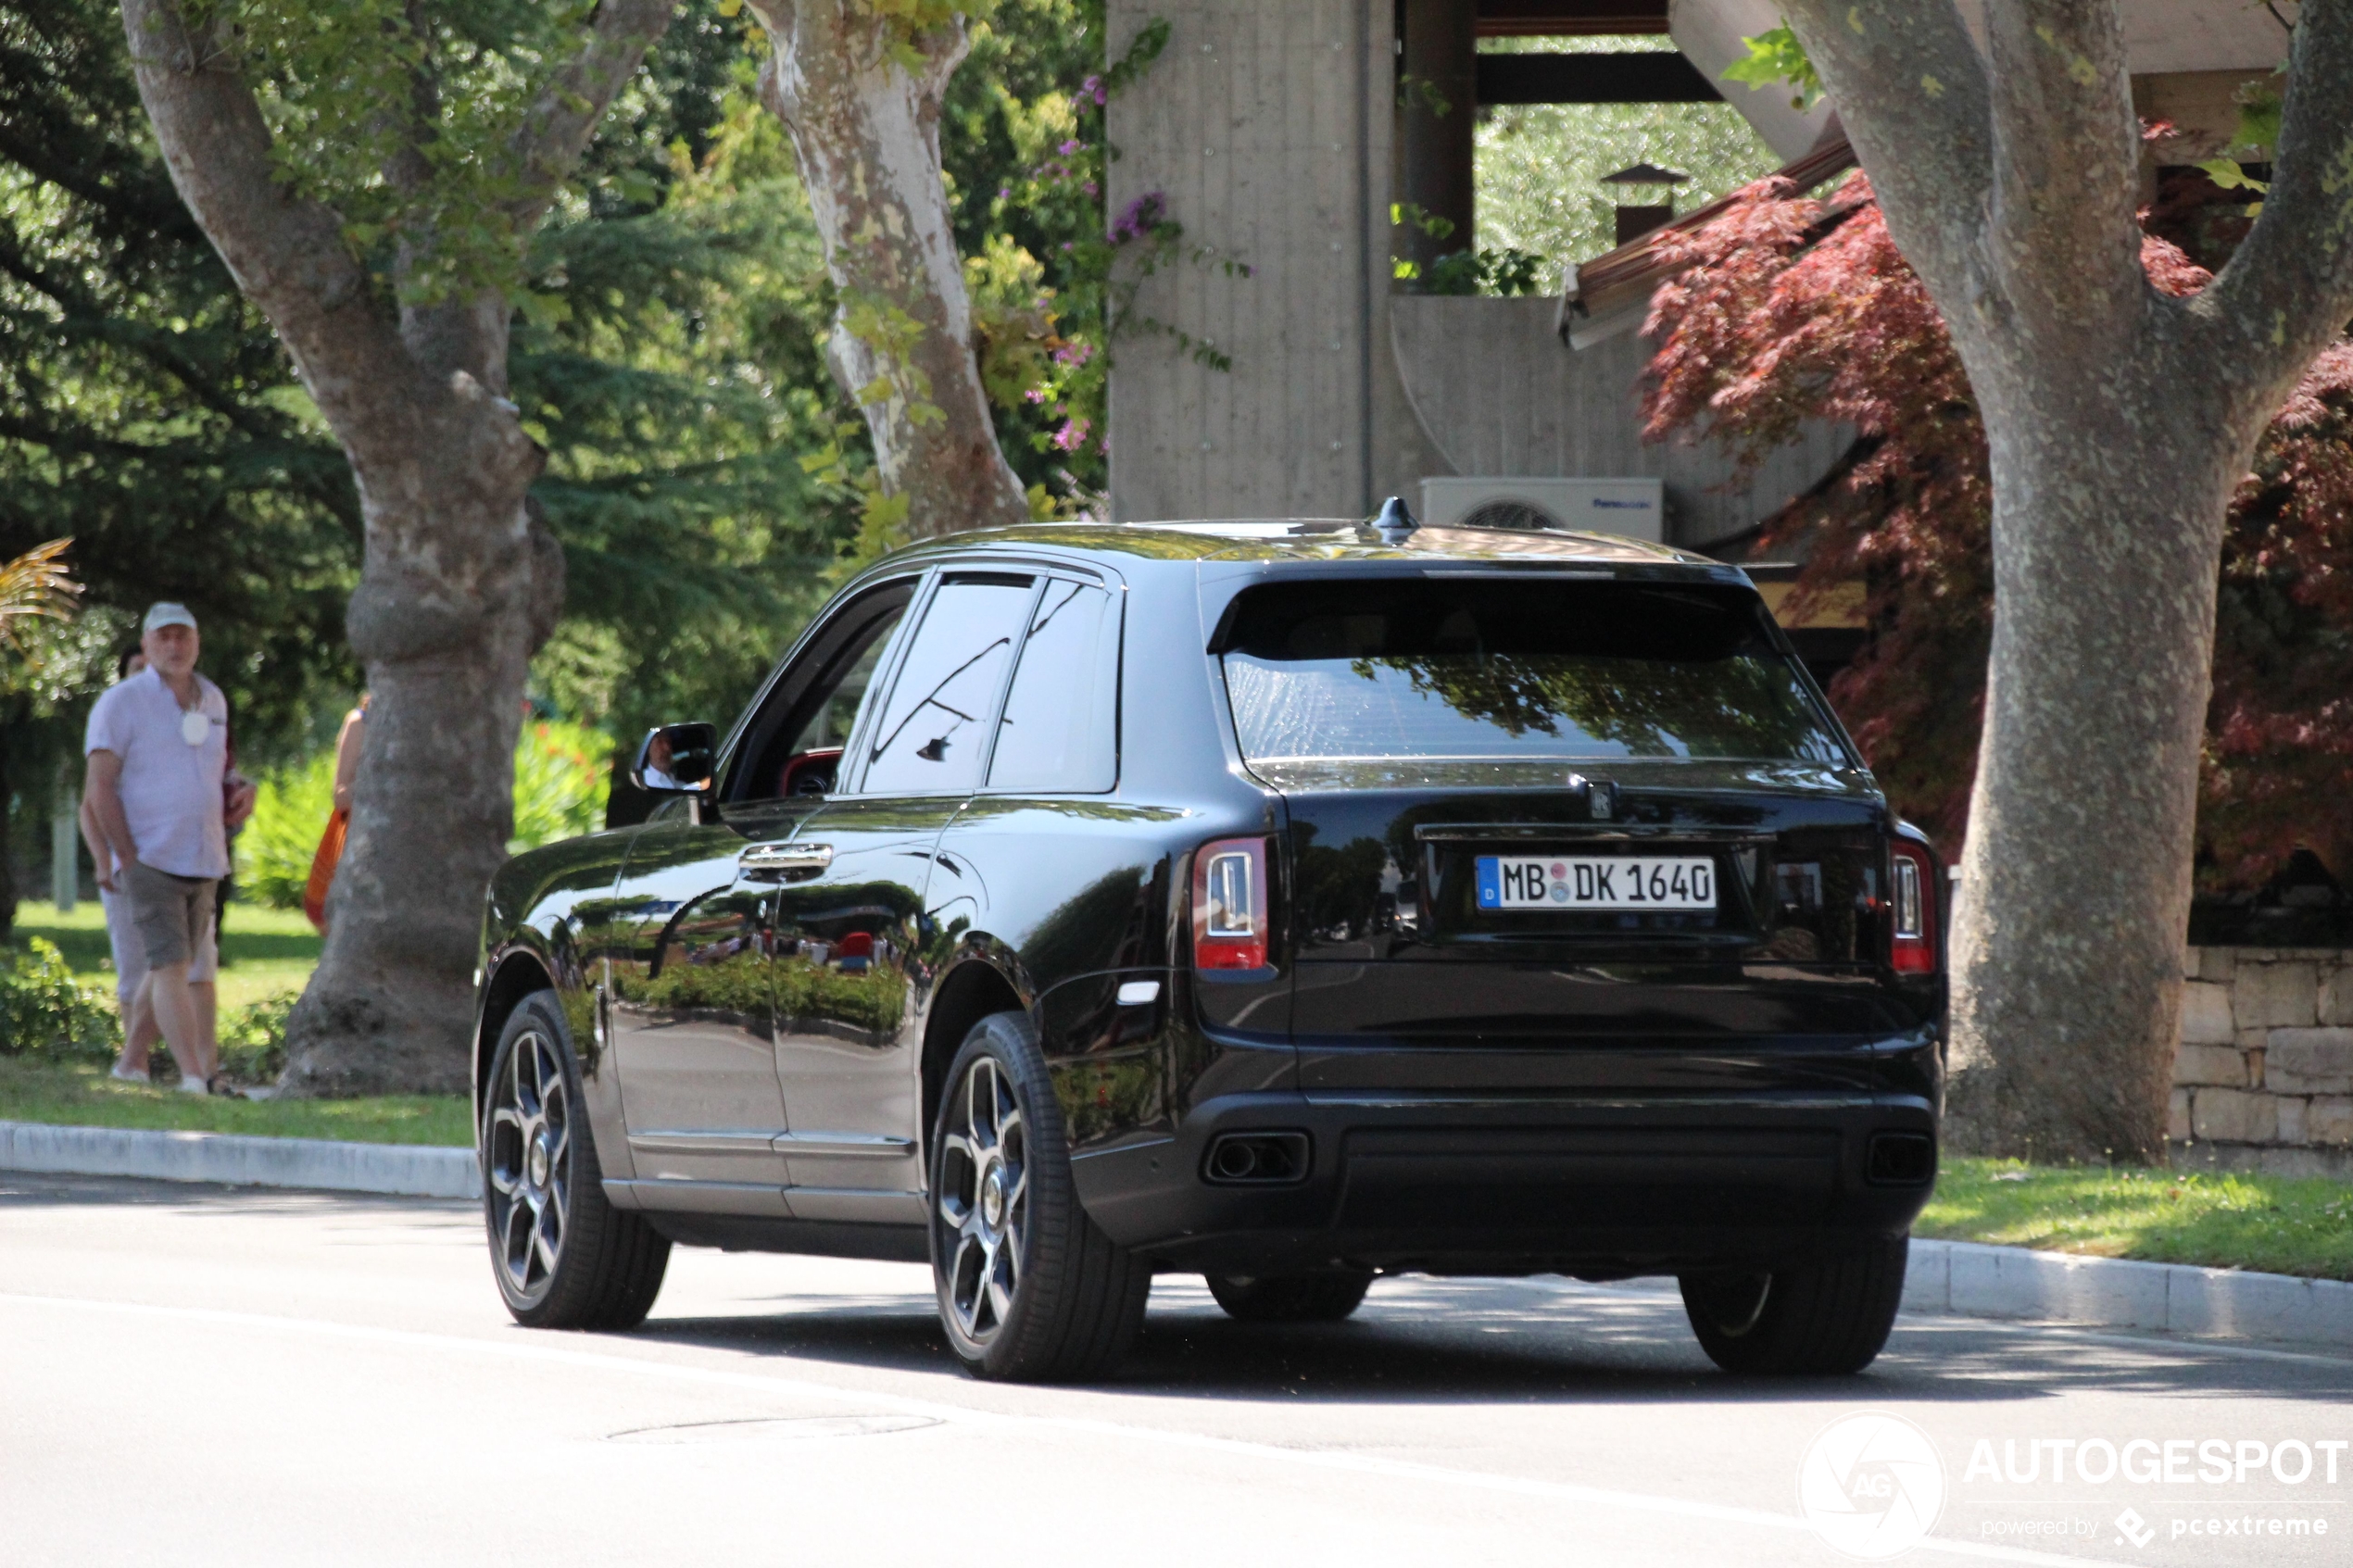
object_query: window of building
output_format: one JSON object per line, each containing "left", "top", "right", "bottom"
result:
{"left": 1472, "top": 34, "right": 1778, "bottom": 272}
{"left": 1391, "top": 4, "right": 1781, "bottom": 295}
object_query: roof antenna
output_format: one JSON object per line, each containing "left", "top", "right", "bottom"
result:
{"left": 1371, "top": 495, "right": 1418, "bottom": 546}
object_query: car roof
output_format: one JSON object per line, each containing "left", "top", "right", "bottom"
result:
{"left": 863, "top": 519, "right": 1742, "bottom": 578}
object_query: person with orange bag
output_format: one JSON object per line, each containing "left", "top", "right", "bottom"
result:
{"left": 303, "top": 696, "right": 367, "bottom": 933}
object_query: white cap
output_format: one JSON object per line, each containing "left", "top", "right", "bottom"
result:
{"left": 143, "top": 602, "right": 197, "bottom": 633}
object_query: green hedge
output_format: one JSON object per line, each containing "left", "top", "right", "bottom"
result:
{"left": 217, "top": 989, "right": 298, "bottom": 1084}
{"left": 0, "top": 938, "right": 118, "bottom": 1064}
{"left": 0, "top": 943, "right": 298, "bottom": 1085}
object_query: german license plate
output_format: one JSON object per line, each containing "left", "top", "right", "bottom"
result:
{"left": 1474, "top": 855, "right": 1716, "bottom": 911}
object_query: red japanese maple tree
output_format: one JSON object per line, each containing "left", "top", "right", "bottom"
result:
{"left": 1641, "top": 173, "right": 2353, "bottom": 890}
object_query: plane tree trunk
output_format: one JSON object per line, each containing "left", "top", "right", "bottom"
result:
{"left": 747, "top": 0, "right": 1030, "bottom": 540}
{"left": 119, "top": 0, "right": 671, "bottom": 1094}
{"left": 1780, "top": 1, "right": 2353, "bottom": 1160}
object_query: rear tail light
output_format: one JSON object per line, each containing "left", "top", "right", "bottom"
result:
{"left": 1192, "top": 836, "right": 1270, "bottom": 971}
{"left": 1890, "top": 841, "right": 1937, "bottom": 974}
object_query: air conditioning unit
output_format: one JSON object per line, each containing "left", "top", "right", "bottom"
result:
{"left": 1418, "top": 476, "right": 1666, "bottom": 543}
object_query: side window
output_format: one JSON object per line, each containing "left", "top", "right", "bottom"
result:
{"left": 782, "top": 628, "right": 892, "bottom": 759}
{"left": 988, "top": 580, "right": 1117, "bottom": 793}
{"left": 861, "top": 573, "right": 1036, "bottom": 795}
{"left": 728, "top": 584, "right": 912, "bottom": 802}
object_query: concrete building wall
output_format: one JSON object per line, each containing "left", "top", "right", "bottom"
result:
{"left": 1105, "top": 1, "right": 1445, "bottom": 522}
{"left": 1102, "top": 1, "right": 1868, "bottom": 537}
{"left": 1390, "top": 295, "right": 1852, "bottom": 549}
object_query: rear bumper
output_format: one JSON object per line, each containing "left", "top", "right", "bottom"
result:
{"left": 1070, "top": 1086, "right": 1938, "bottom": 1279}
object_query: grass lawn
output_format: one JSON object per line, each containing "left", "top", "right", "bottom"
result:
{"left": 11, "top": 897, "right": 318, "bottom": 1012}
{"left": 1921, "top": 1155, "right": 2353, "bottom": 1282}
{"left": 0, "top": 1058, "right": 471, "bottom": 1146}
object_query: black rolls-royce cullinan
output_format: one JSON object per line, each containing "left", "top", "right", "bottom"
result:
{"left": 471, "top": 508, "right": 1944, "bottom": 1381}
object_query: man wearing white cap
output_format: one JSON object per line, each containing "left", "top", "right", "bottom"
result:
{"left": 82, "top": 603, "right": 254, "bottom": 1094}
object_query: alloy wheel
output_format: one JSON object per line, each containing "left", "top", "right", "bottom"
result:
{"left": 937, "top": 1055, "right": 1028, "bottom": 1345}
{"left": 486, "top": 1026, "right": 572, "bottom": 1303}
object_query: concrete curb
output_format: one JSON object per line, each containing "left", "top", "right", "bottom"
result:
{"left": 3, "top": 1122, "right": 2347, "bottom": 1348}
{"left": 1904, "top": 1238, "right": 2353, "bottom": 1349}
{"left": 0, "top": 1120, "right": 480, "bottom": 1201}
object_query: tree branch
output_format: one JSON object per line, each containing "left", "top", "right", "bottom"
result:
{"left": 382, "top": 0, "right": 442, "bottom": 206}
{"left": 114, "top": 0, "right": 422, "bottom": 436}
{"left": 0, "top": 124, "right": 199, "bottom": 244}
{"left": 498, "top": 0, "right": 677, "bottom": 237}
{"left": 2197, "top": 1, "right": 2353, "bottom": 424}
{"left": 0, "top": 229, "right": 293, "bottom": 447}
{"left": 1977, "top": 0, "right": 2147, "bottom": 336}
{"left": 1780, "top": 1, "right": 1993, "bottom": 312}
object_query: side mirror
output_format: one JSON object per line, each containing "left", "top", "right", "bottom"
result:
{"left": 633, "top": 722, "right": 718, "bottom": 794}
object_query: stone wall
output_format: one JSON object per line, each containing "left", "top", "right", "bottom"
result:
{"left": 2171, "top": 947, "right": 2353, "bottom": 1179}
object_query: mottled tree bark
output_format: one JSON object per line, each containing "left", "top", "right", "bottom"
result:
{"left": 746, "top": 1, "right": 1029, "bottom": 538}
{"left": 1780, "top": 1, "right": 2353, "bottom": 1160}
{"left": 119, "top": 0, "right": 671, "bottom": 1094}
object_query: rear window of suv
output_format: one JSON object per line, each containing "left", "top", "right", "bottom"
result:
{"left": 1215, "top": 577, "right": 1848, "bottom": 765}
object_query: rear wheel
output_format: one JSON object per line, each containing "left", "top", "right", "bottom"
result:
{"left": 930, "top": 1011, "right": 1151, "bottom": 1381}
{"left": 1206, "top": 1272, "right": 1374, "bottom": 1323}
{"left": 1679, "top": 1235, "right": 1907, "bottom": 1375}
{"left": 482, "top": 993, "right": 670, "bottom": 1330}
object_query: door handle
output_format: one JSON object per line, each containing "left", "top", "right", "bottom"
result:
{"left": 739, "top": 842, "right": 833, "bottom": 882}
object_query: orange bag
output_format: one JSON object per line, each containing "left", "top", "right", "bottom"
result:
{"left": 303, "top": 808, "right": 349, "bottom": 933}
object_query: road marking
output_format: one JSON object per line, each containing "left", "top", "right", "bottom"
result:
{"left": 0, "top": 1291, "right": 2105, "bottom": 1566}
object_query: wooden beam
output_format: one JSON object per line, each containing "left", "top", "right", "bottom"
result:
{"left": 1476, "top": 51, "right": 1723, "bottom": 105}
{"left": 1475, "top": 1, "right": 1669, "bottom": 36}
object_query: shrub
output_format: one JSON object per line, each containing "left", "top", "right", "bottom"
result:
{"left": 237, "top": 720, "right": 617, "bottom": 909}
{"left": 510, "top": 721, "right": 613, "bottom": 850}
{"left": 217, "top": 988, "right": 299, "bottom": 1085}
{"left": 238, "top": 747, "right": 337, "bottom": 909}
{"left": 0, "top": 938, "right": 119, "bottom": 1063}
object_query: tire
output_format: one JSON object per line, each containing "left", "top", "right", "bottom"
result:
{"left": 481, "top": 992, "right": 670, "bottom": 1330}
{"left": 929, "top": 1011, "right": 1151, "bottom": 1381}
{"left": 1206, "top": 1272, "right": 1374, "bottom": 1323}
{"left": 1679, "top": 1234, "right": 1908, "bottom": 1375}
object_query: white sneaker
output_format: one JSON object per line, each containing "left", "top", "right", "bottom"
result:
{"left": 107, "top": 1065, "right": 149, "bottom": 1085}
{"left": 175, "top": 1076, "right": 210, "bottom": 1096}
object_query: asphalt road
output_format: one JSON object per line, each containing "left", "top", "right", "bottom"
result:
{"left": 4, "top": 1174, "right": 2349, "bottom": 1568}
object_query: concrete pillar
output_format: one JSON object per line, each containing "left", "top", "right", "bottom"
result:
{"left": 1394, "top": 0, "right": 1477, "bottom": 278}
{"left": 50, "top": 787, "right": 76, "bottom": 912}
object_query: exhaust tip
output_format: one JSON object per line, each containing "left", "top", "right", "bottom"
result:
{"left": 1203, "top": 1131, "right": 1311, "bottom": 1185}
{"left": 1866, "top": 1132, "right": 1936, "bottom": 1185}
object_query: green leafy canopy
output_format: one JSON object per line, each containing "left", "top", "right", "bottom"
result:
{"left": 189, "top": 0, "right": 620, "bottom": 306}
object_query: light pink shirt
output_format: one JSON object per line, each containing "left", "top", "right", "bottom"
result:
{"left": 84, "top": 668, "right": 230, "bottom": 880}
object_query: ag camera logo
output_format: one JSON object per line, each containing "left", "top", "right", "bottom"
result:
{"left": 1798, "top": 1411, "right": 1947, "bottom": 1560}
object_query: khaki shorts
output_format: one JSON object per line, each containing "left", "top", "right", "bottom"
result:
{"left": 100, "top": 885, "right": 216, "bottom": 1000}
{"left": 124, "top": 861, "right": 219, "bottom": 972}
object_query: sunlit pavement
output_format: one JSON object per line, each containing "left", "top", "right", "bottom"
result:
{"left": 4, "top": 1174, "right": 2347, "bottom": 1567}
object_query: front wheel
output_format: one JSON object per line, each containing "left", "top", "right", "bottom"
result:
{"left": 930, "top": 1012, "right": 1151, "bottom": 1381}
{"left": 1206, "top": 1273, "right": 1374, "bottom": 1323}
{"left": 482, "top": 993, "right": 670, "bottom": 1330}
{"left": 1679, "top": 1234, "right": 1908, "bottom": 1375}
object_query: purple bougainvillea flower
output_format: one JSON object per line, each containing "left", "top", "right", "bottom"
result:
{"left": 1108, "top": 191, "right": 1166, "bottom": 245}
